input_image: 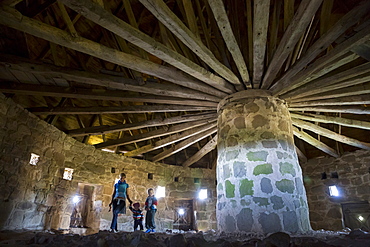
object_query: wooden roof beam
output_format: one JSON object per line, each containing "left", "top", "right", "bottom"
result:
{"left": 281, "top": 62, "right": 370, "bottom": 100}
{"left": 261, "top": 0, "right": 323, "bottom": 89}
{"left": 0, "top": 5, "right": 224, "bottom": 98}
{"left": 124, "top": 122, "right": 217, "bottom": 157}
{"left": 0, "top": 82, "right": 220, "bottom": 106}
{"left": 60, "top": 0, "right": 232, "bottom": 95}
{"left": 290, "top": 81, "right": 370, "bottom": 103}
{"left": 270, "top": 0, "right": 370, "bottom": 95}
{"left": 138, "top": 0, "right": 241, "bottom": 90}
{"left": 208, "top": 0, "right": 250, "bottom": 89}
{"left": 67, "top": 112, "right": 217, "bottom": 136}
{"left": 151, "top": 126, "right": 217, "bottom": 162}
{"left": 182, "top": 134, "right": 217, "bottom": 167}
{"left": 94, "top": 118, "right": 216, "bottom": 149}
{"left": 289, "top": 94, "right": 370, "bottom": 107}
{"left": 28, "top": 105, "right": 215, "bottom": 115}
{"left": 291, "top": 112, "right": 370, "bottom": 130}
{"left": 292, "top": 126, "right": 339, "bottom": 158}
{"left": 252, "top": 0, "right": 270, "bottom": 88}
{"left": 292, "top": 118, "right": 370, "bottom": 150}
{"left": 289, "top": 106, "right": 370, "bottom": 115}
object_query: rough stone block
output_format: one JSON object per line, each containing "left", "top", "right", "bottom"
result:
{"left": 253, "top": 163, "right": 273, "bottom": 175}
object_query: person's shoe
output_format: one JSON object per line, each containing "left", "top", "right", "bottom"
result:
{"left": 151, "top": 229, "right": 156, "bottom": 233}
{"left": 144, "top": 229, "right": 151, "bottom": 233}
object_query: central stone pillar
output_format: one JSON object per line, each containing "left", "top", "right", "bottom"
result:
{"left": 216, "top": 90, "right": 311, "bottom": 234}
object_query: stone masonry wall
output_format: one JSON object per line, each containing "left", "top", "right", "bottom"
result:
{"left": 302, "top": 150, "right": 370, "bottom": 230}
{"left": 216, "top": 91, "right": 311, "bottom": 234}
{"left": 0, "top": 94, "right": 217, "bottom": 233}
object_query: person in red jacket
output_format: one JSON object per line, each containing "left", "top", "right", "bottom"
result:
{"left": 144, "top": 188, "right": 158, "bottom": 233}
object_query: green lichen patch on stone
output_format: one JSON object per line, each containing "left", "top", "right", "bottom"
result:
{"left": 253, "top": 197, "right": 270, "bottom": 207}
{"left": 253, "top": 163, "right": 273, "bottom": 175}
{"left": 240, "top": 179, "right": 254, "bottom": 197}
{"left": 279, "top": 162, "right": 296, "bottom": 176}
{"left": 225, "top": 180, "right": 235, "bottom": 198}
{"left": 247, "top": 151, "right": 268, "bottom": 161}
{"left": 276, "top": 179, "right": 295, "bottom": 194}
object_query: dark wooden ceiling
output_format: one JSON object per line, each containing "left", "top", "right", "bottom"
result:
{"left": 0, "top": 0, "right": 370, "bottom": 168}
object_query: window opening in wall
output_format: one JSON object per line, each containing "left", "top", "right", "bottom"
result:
{"left": 111, "top": 167, "right": 116, "bottom": 173}
{"left": 174, "top": 177, "right": 179, "bottom": 182}
{"left": 331, "top": 172, "right": 339, "bottom": 179}
{"left": 328, "top": 185, "right": 339, "bottom": 197}
{"left": 194, "top": 178, "right": 200, "bottom": 184}
{"left": 29, "top": 153, "right": 40, "bottom": 165}
{"left": 148, "top": 173, "right": 153, "bottom": 180}
{"left": 321, "top": 172, "right": 327, "bottom": 179}
{"left": 156, "top": 186, "right": 165, "bottom": 198}
{"left": 198, "top": 189, "right": 207, "bottom": 200}
{"left": 63, "top": 168, "right": 74, "bottom": 180}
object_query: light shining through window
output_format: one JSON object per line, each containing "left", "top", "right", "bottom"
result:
{"left": 178, "top": 208, "right": 185, "bottom": 215}
{"left": 156, "top": 186, "right": 165, "bottom": 198}
{"left": 72, "top": 195, "right": 80, "bottom": 204}
{"left": 358, "top": 215, "right": 364, "bottom": 222}
{"left": 329, "top": 185, "right": 339, "bottom": 197}
{"left": 199, "top": 189, "right": 207, "bottom": 199}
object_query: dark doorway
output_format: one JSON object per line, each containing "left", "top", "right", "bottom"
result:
{"left": 341, "top": 201, "right": 370, "bottom": 231}
{"left": 174, "top": 199, "right": 196, "bottom": 231}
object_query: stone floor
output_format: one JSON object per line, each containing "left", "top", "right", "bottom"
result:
{"left": 0, "top": 229, "right": 369, "bottom": 247}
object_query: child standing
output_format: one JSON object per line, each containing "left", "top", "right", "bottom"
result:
{"left": 144, "top": 188, "right": 158, "bottom": 233}
{"left": 129, "top": 202, "right": 144, "bottom": 231}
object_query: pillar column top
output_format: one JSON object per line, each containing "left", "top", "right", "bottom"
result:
{"left": 217, "top": 89, "right": 272, "bottom": 112}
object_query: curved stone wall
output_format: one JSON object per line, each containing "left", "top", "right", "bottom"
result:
{"left": 216, "top": 90, "right": 311, "bottom": 234}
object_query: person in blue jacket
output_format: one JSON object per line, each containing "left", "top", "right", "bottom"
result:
{"left": 144, "top": 188, "right": 158, "bottom": 233}
{"left": 109, "top": 173, "right": 132, "bottom": 232}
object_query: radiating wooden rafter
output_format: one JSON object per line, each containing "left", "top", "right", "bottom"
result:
{"left": 0, "top": 0, "right": 369, "bottom": 167}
